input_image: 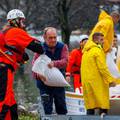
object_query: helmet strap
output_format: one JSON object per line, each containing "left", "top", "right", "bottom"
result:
{"left": 8, "top": 18, "right": 26, "bottom": 30}
{"left": 9, "top": 19, "right": 21, "bottom": 28}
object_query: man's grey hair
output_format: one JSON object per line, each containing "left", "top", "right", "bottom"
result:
{"left": 111, "top": 10, "right": 120, "bottom": 17}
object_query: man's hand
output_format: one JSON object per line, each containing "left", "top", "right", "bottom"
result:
{"left": 48, "top": 61, "right": 54, "bottom": 68}
{"left": 66, "top": 76, "right": 71, "bottom": 83}
{"left": 109, "top": 82, "right": 116, "bottom": 87}
{"left": 36, "top": 73, "right": 47, "bottom": 82}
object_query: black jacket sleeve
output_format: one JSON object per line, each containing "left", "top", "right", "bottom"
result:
{"left": 5, "top": 44, "right": 21, "bottom": 54}
{"left": 27, "top": 40, "right": 44, "bottom": 54}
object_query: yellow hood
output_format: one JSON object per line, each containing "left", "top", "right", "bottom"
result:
{"left": 98, "top": 10, "right": 112, "bottom": 21}
{"left": 83, "top": 40, "right": 101, "bottom": 53}
{"left": 86, "top": 10, "right": 114, "bottom": 53}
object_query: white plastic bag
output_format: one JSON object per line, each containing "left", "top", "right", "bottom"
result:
{"left": 106, "top": 52, "right": 120, "bottom": 78}
{"left": 32, "top": 54, "right": 51, "bottom": 76}
{"left": 32, "top": 54, "right": 70, "bottom": 87}
{"left": 44, "top": 67, "right": 70, "bottom": 87}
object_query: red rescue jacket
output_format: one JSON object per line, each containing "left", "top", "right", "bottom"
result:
{"left": 66, "top": 48, "right": 82, "bottom": 75}
{"left": 0, "top": 27, "right": 33, "bottom": 70}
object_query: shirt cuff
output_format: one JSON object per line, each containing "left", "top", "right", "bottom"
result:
{"left": 66, "top": 72, "right": 71, "bottom": 76}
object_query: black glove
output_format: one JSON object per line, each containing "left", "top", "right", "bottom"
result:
{"left": 22, "top": 52, "right": 29, "bottom": 62}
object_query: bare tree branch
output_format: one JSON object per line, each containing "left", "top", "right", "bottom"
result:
{"left": 66, "top": 0, "right": 73, "bottom": 11}
{"left": 69, "top": 6, "right": 84, "bottom": 20}
{"left": 4, "top": 0, "right": 12, "bottom": 11}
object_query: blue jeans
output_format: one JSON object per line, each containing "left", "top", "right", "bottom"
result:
{"left": 36, "top": 80, "right": 67, "bottom": 114}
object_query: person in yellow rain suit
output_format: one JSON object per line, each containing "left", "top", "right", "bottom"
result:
{"left": 86, "top": 10, "right": 120, "bottom": 53}
{"left": 81, "top": 32, "right": 120, "bottom": 116}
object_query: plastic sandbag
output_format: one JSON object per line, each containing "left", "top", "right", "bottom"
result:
{"left": 32, "top": 54, "right": 70, "bottom": 87}
{"left": 32, "top": 54, "right": 51, "bottom": 76}
{"left": 106, "top": 52, "right": 120, "bottom": 78}
{"left": 44, "top": 67, "right": 70, "bottom": 87}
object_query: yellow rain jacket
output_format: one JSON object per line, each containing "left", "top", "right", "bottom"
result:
{"left": 87, "top": 10, "right": 114, "bottom": 53}
{"left": 81, "top": 40, "right": 119, "bottom": 109}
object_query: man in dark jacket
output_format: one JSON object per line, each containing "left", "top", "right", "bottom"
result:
{"left": 32, "top": 27, "right": 69, "bottom": 114}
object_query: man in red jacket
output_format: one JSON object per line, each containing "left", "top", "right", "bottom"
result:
{"left": 0, "top": 9, "right": 44, "bottom": 120}
{"left": 66, "top": 35, "right": 88, "bottom": 93}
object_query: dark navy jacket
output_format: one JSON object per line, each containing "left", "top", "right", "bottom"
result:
{"left": 43, "top": 42, "right": 65, "bottom": 76}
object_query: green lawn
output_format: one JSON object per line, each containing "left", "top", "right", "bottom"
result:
{"left": 19, "top": 114, "right": 39, "bottom": 120}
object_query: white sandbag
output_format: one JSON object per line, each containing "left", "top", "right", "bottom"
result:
{"left": 32, "top": 54, "right": 70, "bottom": 87}
{"left": 106, "top": 52, "right": 120, "bottom": 78}
{"left": 44, "top": 67, "right": 70, "bottom": 87}
{"left": 110, "top": 85, "right": 120, "bottom": 97}
{"left": 32, "top": 54, "right": 51, "bottom": 76}
{"left": 116, "top": 46, "right": 120, "bottom": 69}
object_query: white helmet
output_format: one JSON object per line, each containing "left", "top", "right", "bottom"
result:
{"left": 7, "top": 9, "right": 25, "bottom": 20}
{"left": 79, "top": 34, "right": 88, "bottom": 43}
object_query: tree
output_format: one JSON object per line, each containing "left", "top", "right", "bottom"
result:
{"left": 0, "top": 0, "right": 105, "bottom": 46}
{"left": 55, "top": 0, "right": 100, "bottom": 46}
{"left": 56, "top": 0, "right": 72, "bottom": 45}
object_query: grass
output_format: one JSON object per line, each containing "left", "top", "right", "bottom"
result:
{"left": 19, "top": 114, "right": 39, "bottom": 120}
